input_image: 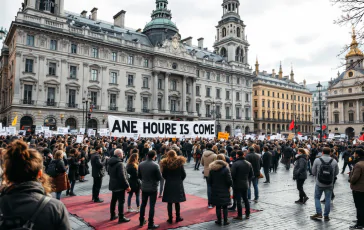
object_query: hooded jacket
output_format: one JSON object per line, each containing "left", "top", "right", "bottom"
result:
{"left": 0, "top": 181, "right": 70, "bottom": 230}
{"left": 293, "top": 154, "right": 308, "bottom": 180}
{"left": 207, "top": 160, "right": 233, "bottom": 206}
{"left": 201, "top": 149, "right": 217, "bottom": 177}
{"left": 108, "top": 155, "right": 129, "bottom": 192}
{"left": 138, "top": 159, "right": 162, "bottom": 193}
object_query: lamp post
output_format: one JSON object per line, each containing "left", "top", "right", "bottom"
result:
{"left": 83, "top": 93, "right": 91, "bottom": 135}
{"left": 317, "top": 82, "right": 323, "bottom": 142}
{"left": 0, "top": 27, "right": 7, "bottom": 41}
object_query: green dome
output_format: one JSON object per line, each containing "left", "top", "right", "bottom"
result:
{"left": 144, "top": 18, "right": 178, "bottom": 32}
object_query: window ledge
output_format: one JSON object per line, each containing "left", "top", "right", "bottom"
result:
{"left": 127, "top": 85, "right": 135, "bottom": 88}
{"left": 89, "top": 80, "right": 100, "bottom": 84}
{"left": 68, "top": 78, "right": 79, "bottom": 81}
{"left": 46, "top": 75, "right": 58, "bottom": 78}
{"left": 141, "top": 87, "right": 150, "bottom": 90}
{"left": 22, "top": 71, "right": 36, "bottom": 75}
{"left": 109, "top": 83, "right": 119, "bottom": 86}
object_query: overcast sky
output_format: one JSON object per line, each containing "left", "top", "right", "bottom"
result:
{"left": 1, "top": 0, "right": 353, "bottom": 84}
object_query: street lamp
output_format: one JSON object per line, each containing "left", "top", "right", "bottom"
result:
{"left": 0, "top": 27, "right": 7, "bottom": 41}
{"left": 317, "top": 81, "right": 323, "bottom": 142}
{"left": 83, "top": 93, "right": 91, "bottom": 135}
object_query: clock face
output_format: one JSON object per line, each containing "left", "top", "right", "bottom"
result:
{"left": 172, "top": 63, "right": 178, "bottom": 69}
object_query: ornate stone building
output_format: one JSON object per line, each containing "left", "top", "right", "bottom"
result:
{"left": 253, "top": 60, "right": 313, "bottom": 135}
{"left": 0, "top": 0, "right": 254, "bottom": 135}
{"left": 327, "top": 28, "right": 364, "bottom": 138}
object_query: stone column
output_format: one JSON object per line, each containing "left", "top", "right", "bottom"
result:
{"left": 100, "top": 66, "right": 108, "bottom": 111}
{"left": 164, "top": 73, "right": 170, "bottom": 114}
{"left": 152, "top": 71, "right": 158, "bottom": 113}
{"left": 356, "top": 99, "right": 360, "bottom": 122}
{"left": 327, "top": 102, "right": 331, "bottom": 125}
{"left": 341, "top": 101, "right": 345, "bottom": 122}
{"left": 182, "top": 76, "right": 187, "bottom": 115}
{"left": 192, "top": 78, "right": 197, "bottom": 115}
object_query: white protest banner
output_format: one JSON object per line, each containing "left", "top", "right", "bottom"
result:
{"left": 57, "top": 127, "right": 68, "bottom": 135}
{"left": 277, "top": 134, "right": 282, "bottom": 140}
{"left": 329, "top": 133, "right": 335, "bottom": 139}
{"left": 44, "top": 130, "right": 52, "bottom": 138}
{"left": 99, "top": 128, "right": 108, "bottom": 137}
{"left": 7, "top": 127, "right": 16, "bottom": 135}
{"left": 108, "top": 115, "right": 216, "bottom": 138}
{"left": 270, "top": 135, "right": 277, "bottom": 140}
{"left": 35, "top": 126, "right": 43, "bottom": 134}
{"left": 0, "top": 130, "right": 6, "bottom": 136}
{"left": 79, "top": 128, "right": 85, "bottom": 134}
{"left": 88, "top": 129, "right": 96, "bottom": 136}
{"left": 43, "top": 126, "right": 50, "bottom": 131}
{"left": 18, "top": 130, "right": 26, "bottom": 136}
{"left": 258, "top": 135, "right": 265, "bottom": 141}
{"left": 76, "top": 135, "right": 84, "bottom": 143}
{"left": 0, "top": 123, "right": 2, "bottom": 131}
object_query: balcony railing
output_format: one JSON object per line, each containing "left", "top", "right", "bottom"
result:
{"left": 206, "top": 113, "right": 212, "bottom": 118}
{"left": 142, "top": 109, "right": 150, "bottom": 113}
{"left": 171, "top": 110, "right": 183, "bottom": 114}
{"left": 23, "top": 99, "right": 34, "bottom": 105}
{"left": 109, "top": 106, "right": 118, "bottom": 111}
{"left": 67, "top": 103, "right": 78, "bottom": 108}
{"left": 236, "top": 116, "right": 242, "bottom": 119}
{"left": 245, "top": 117, "right": 251, "bottom": 120}
{"left": 45, "top": 101, "right": 57, "bottom": 106}
{"left": 226, "top": 116, "right": 232, "bottom": 119}
{"left": 127, "top": 108, "right": 135, "bottom": 112}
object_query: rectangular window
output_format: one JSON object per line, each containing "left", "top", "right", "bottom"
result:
{"left": 268, "top": 91, "right": 270, "bottom": 97}
{"left": 25, "top": 59, "right": 34, "bottom": 73}
{"left": 186, "top": 83, "right": 190, "bottom": 93}
{"left": 127, "top": 95, "right": 133, "bottom": 109}
{"left": 69, "top": 89, "right": 76, "bottom": 105}
{"left": 262, "top": 100, "right": 265, "bottom": 107}
{"left": 246, "top": 80, "right": 250, "bottom": 87}
{"left": 206, "top": 72, "right": 211, "bottom": 80}
{"left": 158, "top": 79, "right": 162, "bottom": 89}
{"left": 349, "top": 113, "right": 354, "bottom": 122}
{"left": 334, "top": 114, "right": 339, "bottom": 123}
{"left": 142, "top": 97, "right": 148, "bottom": 109}
{"left": 236, "top": 108, "right": 240, "bottom": 118}
{"left": 206, "top": 88, "right": 211, "bottom": 97}
{"left": 110, "top": 94, "right": 117, "bottom": 108}
{"left": 349, "top": 102, "right": 354, "bottom": 107}
{"left": 196, "top": 104, "right": 200, "bottom": 114}
{"left": 254, "top": 101, "right": 257, "bottom": 107}
{"left": 91, "top": 69, "right": 98, "bottom": 81}
{"left": 217, "top": 74, "right": 220, "bottom": 82}
{"left": 262, "top": 112, "right": 265, "bottom": 119}
{"left": 50, "top": 40, "right": 57, "bottom": 50}
{"left": 237, "top": 77, "right": 240, "bottom": 84}
{"left": 47, "top": 87, "right": 55, "bottom": 104}
{"left": 92, "top": 48, "right": 98, "bottom": 58}
{"left": 197, "top": 70, "right": 200, "bottom": 78}
{"left": 216, "top": 89, "right": 220, "bottom": 99}
{"left": 24, "top": 85, "right": 32, "bottom": 102}
{"left": 226, "top": 91, "right": 230, "bottom": 100}
{"left": 26, "top": 35, "right": 34, "bottom": 46}
{"left": 236, "top": 92, "right": 240, "bottom": 101}
{"left": 171, "top": 80, "right": 177, "bottom": 91}
{"left": 268, "top": 101, "right": 270, "bottom": 108}
{"left": 206, "top": 104, "right": 211, "bottom": 115}
{"left": 226, "top": 76, "right": 230, "bottom": 83}
{"left": 334, "top": 102, "right": 338, "bottom": 108}
{"left": 216, "top": 106, "right": 221, "bottom": 117}
{"left": 71, "top": 44, "right": 77, "bottom": 54}
{"left": 246, "top": 93, "right": 249, "bottom": 102}
{"left": 272, "top": 92, "right": 275, "bottom": 97}
{"left": 90, "top": 92, "right": 97, "bottom": 106}
{"left": 110, "top": 72, "right": 117, "bottom": 84}
{"left": 282, "top": 103, "right": 284, "bottom": 109}
{"left": 70, "top": 66, "right": 77, "bottom": 79}
{"left": 112, "top": 52, "right": 117, "bottom": 62}
{"left": 144, "top": 59, "right": 149, "bottom": 68}
{"left": 128, "top": 75, "right": 134, "bottom": 86}
{"left": 196, "top": 86, "right": 200, "bottom": 96}
{"left": 143, "top": 77, "right": 149, "bottom": 88}
{"left": 262, "top": 90, "right": 265, "bottom": 96}
{"left": 254, "top": 90, "right": 257, "bottom": 96}
{"left": 171, "top": 100, "right": 177, "bottom": 112}
{"left": 48, "top": 62, "right": 56, "bottom": 76}
{"left": 226, "top": 107, "right": 230, "bottom": 117}
{"left": 158, "top": 98, "right": 162, "bottom": 110}
{"left": 128, "top": 55, "right": 134, "bottom": 65}
{"left": 278, "top": 103, "right": 280, "bottom": 109}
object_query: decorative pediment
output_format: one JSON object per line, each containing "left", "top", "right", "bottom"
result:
{"left": 196, "top": 98, "right": 202, "bottom": 103}
{"left": 158, "top": 92, "right": 164, "bottom": 97}
{"left": 20, "top": 76, "right": 38, "bottom": 83}
{"left": 125, "top": 89, "right": 137, "bottom": 95}
{"left": 65, "top": 82, "right": 81, "bottom": 88}
{"left": 140, "top": 91, "right": 152, "bottom": 96}
{"left": 204, "top": 99, "right": 213, "bottom": 104}
{"left": 90, "top": 64, "right": 101, "bottom": 69}
{"left": 235, "top": 103, "right": 242, "bottom": 107}
{"left": 215, "top": 101, "right": 223, "bottom": 105}
{"left": 44, "top": 79, "right": 60, "bottom": 85}
{"left": 88, "top": 85, "right": 101, "bottom": 90}
{"left": 107, "top": 87, "right": 120, "bottom": 93}
{"left": 225, "top": 101, "right": 232, "bottom": 106}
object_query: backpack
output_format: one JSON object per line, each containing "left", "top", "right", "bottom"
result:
{"left": 317, "top": 158, "right": 334, "bottom": 185}
{"left": 46, "top": 161, "right": 59, "bottom": 178}
{"left": 0, "top": 196, "right": 51, "bottom": 230}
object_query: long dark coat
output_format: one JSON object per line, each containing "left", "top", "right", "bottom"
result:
{"left": 126, "top": 164, "right": 141, "bottom": 193}
{"left": 160, "top": 157, "right": 187, "bottom": 203}
{"left": 50, "top": 159, "right": 70, "bottom": 192}
{"left": 207, "top": 160, "right": 232, "bottom": 206}
{"left": 79, "top": 150, "right": 89, "bottom": 176}
{"left": 67, "top": 156, "right": 80, "bottom": 181}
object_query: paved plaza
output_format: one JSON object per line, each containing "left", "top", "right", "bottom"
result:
{"left": 68, "top": 158, "right": 355, "bottom": 230}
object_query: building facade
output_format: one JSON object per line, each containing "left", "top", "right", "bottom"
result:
{"left": 253, "top": 60, "right": 313, "bottom": 135}
{"left": 306, "top": 81, "right": 329, "bottom": 135}
{"left": 327, "top": 28, "right": 364, "bottom": 138}
{"left": 0, "top": 0, "right": 254, "bottom": 135}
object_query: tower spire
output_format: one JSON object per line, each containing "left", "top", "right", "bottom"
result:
{"left": 279, "top": 61, "right": 283, "bottom": 79}
{"left": 290, "top": 63, "right": 295, "bottom": 82}
{"left": 255, "top": 56, "right": 259, "bottom": 75}
{"left": 346, "top": 26, "right": 364, "bottom": 59}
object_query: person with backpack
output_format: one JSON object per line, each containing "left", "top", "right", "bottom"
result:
{"left": 48, "top": 150, "right": 70, "bottom": 200}
{"left": 0, "top": 140, "right": 70, "bottom": 229}
{"left": 310, "top": 147, "right": 339, "bottom": 221}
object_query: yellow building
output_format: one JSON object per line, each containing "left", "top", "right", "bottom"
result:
{"left": 253, "top": 60, "right": 313, "bottom": 135}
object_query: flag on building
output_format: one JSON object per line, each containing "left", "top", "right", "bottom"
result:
{"left": 289, "top": 120, "right": 295, "bottom": 131}
{"left": 11, "top": 115, "right": 18, "bottom": 126}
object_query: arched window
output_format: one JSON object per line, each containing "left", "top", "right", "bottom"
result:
{"left": 220, "top": 47, "right": 227, "bottom": 57}
{"left": 88, "top": 119, "right": 98, "bottom": 129}
{"left": 348, "top": 88, "right": 353, "bottom": 93}
{"left": 237, "top": 27, "right": 241, "bottom": 37}
{"left": 44, "top": 116, "right": 57, "bottom": 131}
{"left": 65, "top": 118, "right": 77, "bottom": 130}
{"left": 235, "top": 47, "right": 240, "bottom": 62}
{"left": 222, "top": 27, "right": 227, "bottom": 37}
{"left": 20, "top": 116, "right": 33, "bottom": 130}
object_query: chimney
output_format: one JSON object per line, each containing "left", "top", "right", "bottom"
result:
{"left": 197, "top": 37, "right": 204, "bottom": 49}
{"left": 113, "top": 10, "right": 126, "bottom": 28}
{"left": 272, "top": 69, "right": 276, "bottom": 78}
{"left": 91, "top": 7, "right": 98, "bottom": 21}
{"left": 80, "top": 10, "right": 87, "bottom": 18}
{"left": 181, "top": 37, "right": 193, "bottom": 46}
{"left": 136, "top": 28, "right": 142, "bottom": 33}
{"left": 263, "top": 70, "right": 267, "bottom": 76}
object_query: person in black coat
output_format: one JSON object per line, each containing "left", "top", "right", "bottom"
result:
{"left": 245, "top": 146, "right": 261, "bottom": 201}
{"left": 207, "top": 160, "right": 233, "bottom": 226}
{"left": 66, "top": 148, "right": 80, "bottom": 196}
{"left": 310, "top": 144, "right": 318, "bottom": 166}
{"left": 283, "top": 145, "right": 294, "bottom": 170}
{"left": 262, "top": 146, "right": 272, "bottom": 183}
{"left": 342, "top": 146, "right": 353, "bottom": 174}
{"left": 126, "top": 153, "right": 141, "bottom": 212}
{"left": 231, "top": 150, "right": 253, "bottom": 220}
{"left": 91, "top": 146, "right": 108, "bottom": 203}
{"left": 160, "top": 150, "right": 187, "bottom": 224}
{"left": 108, "top": 149, "right": 131, "bottom": 223}
{"left": 78, "top": 146, "right": 89, "bottom": 182}
{"left": 293, "top": 149, "right": 309, "bottom": 204}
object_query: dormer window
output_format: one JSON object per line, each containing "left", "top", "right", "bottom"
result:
{"left": 39, "top": 0, "right": 56, "bottom": 14}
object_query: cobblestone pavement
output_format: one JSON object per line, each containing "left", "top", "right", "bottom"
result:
{"left": 67, "top": 158, "right": 356, "bottom": 230}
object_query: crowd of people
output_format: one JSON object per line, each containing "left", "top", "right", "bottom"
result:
{"left": 0, "top": 134, "right": 363, "bottom": 230}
